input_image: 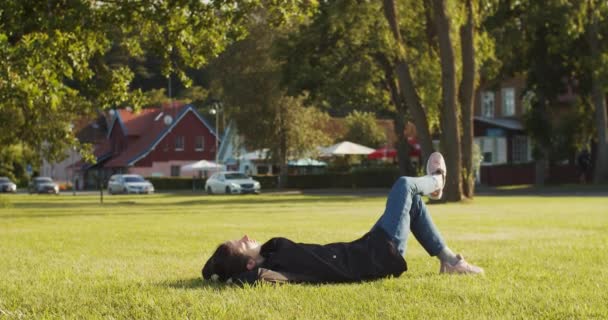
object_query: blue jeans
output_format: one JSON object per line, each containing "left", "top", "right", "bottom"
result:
{"left": 372, "top": 176, "right": 446, "bottom": 256}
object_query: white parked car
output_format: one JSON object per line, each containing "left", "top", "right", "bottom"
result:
{"left": 205, "top": 171, "right": 261, "bottom": 194}
{"left": 107, "top": 174, "right": 154, "bottom": 194}
{"left": 28, "top": 177, "right": 59, "bottom": 194}
{"left": 0, "top": 177, "right": 17, "bottom": 193}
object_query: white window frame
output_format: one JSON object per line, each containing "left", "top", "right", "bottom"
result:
{"left": 478, "top": 136, "right": 507, "bottom": 165}
{"left": 175, "top": 136, "right": 184, "bottom": 151}
{"left": 195, "top": 136, "right": 204, "bottom": 151}
{"left": 170, "top": 165, "right": 181, "bottom": 177}
{"left": 481, "top": 91, "right": 495, "bottom": 118}
{"left": 502, "top": 87, "right": 516, "bottom": 116}
{"left": 512, "top": 135, "right": 530, "bottom": 163}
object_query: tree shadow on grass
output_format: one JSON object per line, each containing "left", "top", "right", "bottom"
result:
{"left": 6, "top": 195, "right": 375, "bottom": 212}
{"left": 162, "top": 277, "right": 233, "bottom": 290}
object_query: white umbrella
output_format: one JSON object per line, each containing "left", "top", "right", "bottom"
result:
{"left": 181, "top": 160, "right": 225, "bottom": 172}
{"left": 319, "top": 141, "right": 375, "bottom": 156}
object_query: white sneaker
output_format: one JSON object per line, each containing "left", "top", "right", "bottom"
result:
{"left": 440, "top": 254, "right": 484, "bottom": 275}
{"left": 426, "top": 152, "right": 446, "bottom": 200}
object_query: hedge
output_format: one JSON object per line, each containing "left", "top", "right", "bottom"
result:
{"left": 146, "top": 167, "right": 402, "bottom": 191}
{"left": 146, "top": 177, "right": 206, "bottom": 191}
{"left": 286, "top": 167, "right": 401, "bottom": 189}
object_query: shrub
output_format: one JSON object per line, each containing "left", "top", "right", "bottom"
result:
{"left": 252, "top": 176, "right": 278, "bottom": 190}
{"left": 146, "top": 177, "right": 205, "bottom": 190}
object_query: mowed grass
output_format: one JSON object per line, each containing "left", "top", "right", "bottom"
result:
{"left": 1, "top": 191, "right": 607, "bottom": 319}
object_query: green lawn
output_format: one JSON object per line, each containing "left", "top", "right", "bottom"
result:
{"left": 1, "top": 191, "right": 607, "bottom": 319}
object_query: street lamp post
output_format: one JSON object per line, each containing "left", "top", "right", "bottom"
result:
{"left": 209, "top": 102, "right": 223, "bottom": 170}
{"left": 68, "top": 123, "right": 76, "bottom": 196}
{"left": 72, "top": 146, "right": 76, "bottom": 196}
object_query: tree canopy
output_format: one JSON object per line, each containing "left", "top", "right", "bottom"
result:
{"left": 0, "top": 0, "right": 313, "bottom": 163}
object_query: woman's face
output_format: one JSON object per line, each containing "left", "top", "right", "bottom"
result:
{"left": 228, "top": 235, "right": 261, "bottom": 258}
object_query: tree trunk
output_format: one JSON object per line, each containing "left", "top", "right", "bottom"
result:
{"left": 394, "top": 114, "right": 415, "bottom": 176}
{"left": 432, "top": 0, "right": 463, "bottom": 201}
{"left": 535, "top": 150, "right": 548, "bottom": 186}
{"left": 278, "top": 106, "right": 288, "bottom": 189}
{"left": 459, "top": 0, "right": 476, "bottom": 198}
{"left": 587, "top": 5, "right": 608, "bottom": 184}
{"left": 382, "top": 0, "right": 434, "bottom": 163}
{"left": 590, "top": 80, "right": 608, "bottom": 184}
{"left": 376, "top": 53, "right": 415, "bottom": 176}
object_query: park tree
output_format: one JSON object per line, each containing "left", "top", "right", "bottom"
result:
{"left": 210, "top": 10, "right": 331, "bottom": 187}
{"left": 342, "top": 111, "right": 387, "bottom": 148}
{"left": 584, "top": 0, "right": 608, "bottom": 183}
{"left": 486, "top": 0, "right": 606, "bottom": 184}
{"left": 0, "top": 0, "right": 311, "bottom": 166}
{"left": 279, "top": 0, "right": 445, "bottom": 177}
{"left": 383, "top": 0, "right": 496, "bottom": 200}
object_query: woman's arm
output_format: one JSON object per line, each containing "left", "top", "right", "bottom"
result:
{"left": 231, "top": 268, "right": 321, "bottom": 284}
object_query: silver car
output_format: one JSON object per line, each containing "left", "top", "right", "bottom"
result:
{"left": 107, "top": 174, "right": 154, "bottom": 194}
{"left": 28, "top": 177, "right": 59, "bottom": 194}
{"left": 0, "top": 177, "right": 17, "bottom": 193}
{"left": 205, "top": 171, "right": 261, "bottom": 194}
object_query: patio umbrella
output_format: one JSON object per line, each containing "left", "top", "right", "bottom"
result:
{"left": 319, "top": 141, "right": 375, "bottom": 156}
{"left": 181, "top": 160, "right": 225, "bottom": 171}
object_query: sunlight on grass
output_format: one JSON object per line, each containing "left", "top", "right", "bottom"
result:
{"left": 1, "top": 192, "right": 607, "bottom": 319}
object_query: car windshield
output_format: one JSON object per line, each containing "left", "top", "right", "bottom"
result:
{"left": 124, "top": 176, "right": 146, "bottom": 183}
{"left": 0, "top": 178, "right": 9, "bottom": 183}
{"left": 225, "top": 173, "right": 249, "bottom": 180}
{"left": 35, "top": 178, "right": 52, "bottom": 183}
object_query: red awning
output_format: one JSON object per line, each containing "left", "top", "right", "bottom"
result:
{"left": 368, "top": 147, "right": 397, "bottom": 160}
{"left": 367, "top": 140, "right": 421, "bottom": 160}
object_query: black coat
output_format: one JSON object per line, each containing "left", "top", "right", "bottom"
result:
{"left": 232, "top": 228, "right": 407, "bottom": 284}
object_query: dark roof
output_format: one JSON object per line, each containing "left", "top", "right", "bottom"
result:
{"left": 474, "top": 116, "right": 524, "bottom": 131}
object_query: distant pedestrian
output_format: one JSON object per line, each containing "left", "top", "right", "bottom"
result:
{"left": 202, "top": 152, "right": 483, "bottom": 285}
{"left": 577, "top": 149, "right": 591, "bottom": 184}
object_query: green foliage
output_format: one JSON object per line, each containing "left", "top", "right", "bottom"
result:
{"left": 278, "top": 1, "right": 393, "bottom": 114}
{"left": 0, "top": 0, "right": 313, "bottom": 162}
{"left": 341, "top": 111, "right": 387, "bottom": 148}
{"left": 0, "top": 144, "right": 38, "bottom": 185}
{"left": 282, "top": 95, "right": 333, "bottom": 159}
{"left": 487, "top": 0, "right": 602, "bottom": 164}
{"left": 1, "top": 193, "right": 608, "bottom": 318}
{"left": 211, "top": 11, "right": 331, "bottom": 165}
{"left": 524, "top": 94, "right": 594, "bottom": 162}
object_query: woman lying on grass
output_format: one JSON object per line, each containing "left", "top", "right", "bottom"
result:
{"left": 202, "top": 152, "right": 483, "bottom": 284}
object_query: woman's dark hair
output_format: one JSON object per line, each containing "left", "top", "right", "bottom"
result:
{"left": 202, "top": 243, "right": 251, "bottom": 282}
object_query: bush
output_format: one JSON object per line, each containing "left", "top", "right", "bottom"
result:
{"left": 146, "top": 177, "right": 205, "bottom": 190}
{"left": 145, "top": 167, "right": 403, "bottom": 191}
{"left": 283, "top": 167, "right": 401, "bottom": 189}
{"left": 252, "top": 176, "right": 278, "bottom": 190}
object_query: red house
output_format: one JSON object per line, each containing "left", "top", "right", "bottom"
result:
{"left": 80, "top": 103, "right": 219, "bottom": 189}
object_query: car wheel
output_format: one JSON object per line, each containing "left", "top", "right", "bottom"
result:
{"left": 123, "top": 187, "right": 127, "bottom": 194}
{"left": 225, "top": 186, "right": 231, "bottom": 194}
{"left": 206, "top": 186, "right": 213, "bottom": 195}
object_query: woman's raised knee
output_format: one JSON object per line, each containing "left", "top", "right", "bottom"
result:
{"left": 395, "top": 176, "right": 411, "bottom": 188}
